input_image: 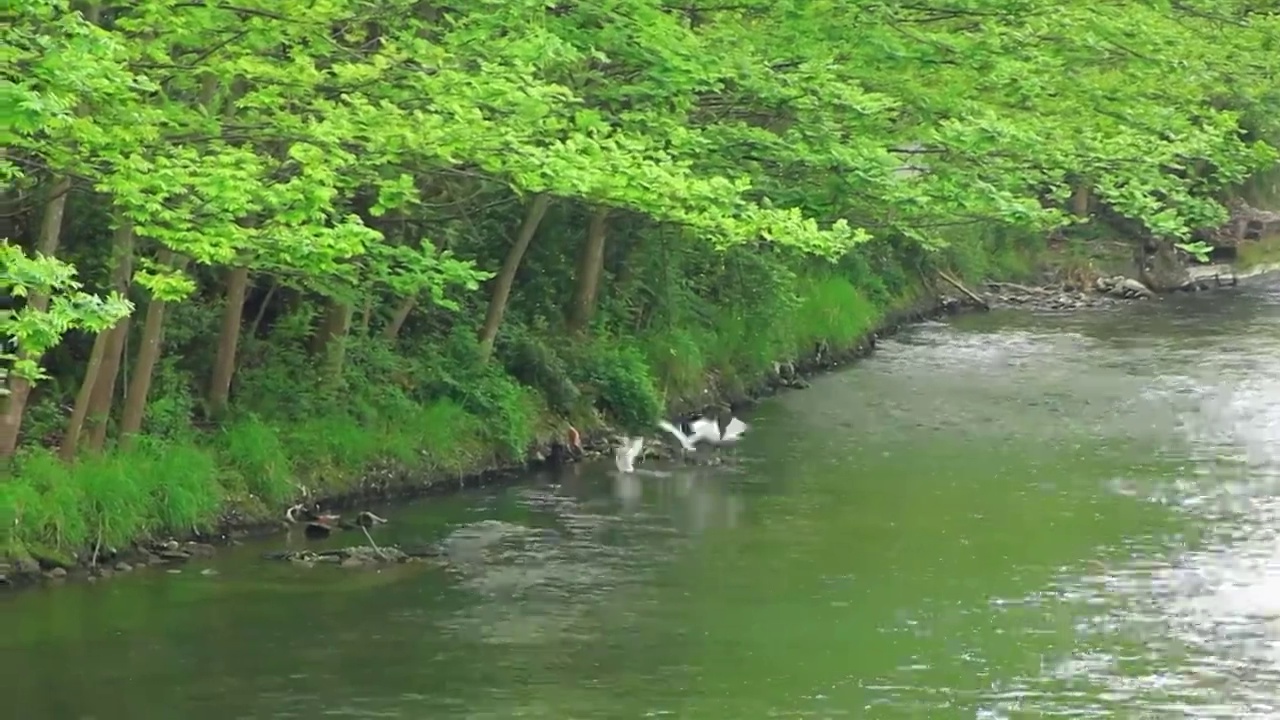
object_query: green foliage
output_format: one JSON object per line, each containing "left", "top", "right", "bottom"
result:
{"left": 569, "top": 341, "right": 665, "bottom": 434}
{"left": 1174, "top": 241, "right": 1214, "bottom": 264}
{"left": 2, "top": 243, "right": 132, "bottom": 382}
{"left": 4, "top": 0, "right": 1280, "bottom": 565}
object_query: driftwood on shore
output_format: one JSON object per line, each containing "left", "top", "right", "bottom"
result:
{"left": 936, "top": 270, "right": 991, "bottom": 310}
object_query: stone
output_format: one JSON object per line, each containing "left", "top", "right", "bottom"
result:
{"left": 1139, "top": 240, "right": 1191, "bottom": 292}
{"left": 114, "top": 561, "right": 133, "bottom": 572}
{"left": 185, "top": 542, "right": 217, "bottom": 558}
{"left": 46, "top": 567, "right": 67, "bottom": 580}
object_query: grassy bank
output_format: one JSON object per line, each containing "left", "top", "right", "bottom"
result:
{"left": 0, "top": 237, "right": 1036, "bottom": 573}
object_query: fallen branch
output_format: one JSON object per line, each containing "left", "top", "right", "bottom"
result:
{"left": 985, "top": 281, "right": 1048, "bottom": 294}
{"left": 937, "top": 269, "right": 990, "bottom": 309}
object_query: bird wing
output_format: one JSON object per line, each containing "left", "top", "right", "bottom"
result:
{"left": 689, "top": 417, "right": 721, "bottom": 444}
{"left": 615, "top": 436, "right": 643, "bottom": 472}
{"left": 721, "top": 417, "right": 748, "bottom": 441}
{"left": 626, "top": 436, "right": 645, "bottom": 464}
{"left": 614, "top": 445, "right": 633, "bottom": 473}
{"left": 658, "top": 420, "right": 695, "bottom": 451}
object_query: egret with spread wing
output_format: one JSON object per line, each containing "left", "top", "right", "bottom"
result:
{"left": 614, "top": 436, "right": 645, "bottom": 473}
{"left": 658, "top": 417, "right": 721, "bottom": 452}
{"left": 658, "top": 415, "right": 749, "bottom": 463}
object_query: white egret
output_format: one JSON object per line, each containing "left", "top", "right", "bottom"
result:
{"left": 614, "top": 436, "right": 645, "bottom": 473}
{"left": 658, "top": 416, "right": 749, "bottom": 454}
{"left": 657, "top": 417, "right": 721, "bottom": 452}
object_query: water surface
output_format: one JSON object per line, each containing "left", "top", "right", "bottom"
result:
{"left": 7, "top": 278, "right": 1280, "bottom": 718}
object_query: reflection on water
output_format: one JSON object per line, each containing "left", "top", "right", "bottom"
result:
{"left": 7, "top": 275, "right": 1280, "bottom": 718}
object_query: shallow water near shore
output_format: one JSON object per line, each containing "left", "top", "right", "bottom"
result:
{"left": 7, "top": 277, "right": 1280, "bottom": 718}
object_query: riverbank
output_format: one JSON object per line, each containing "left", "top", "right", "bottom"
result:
{"left": 1, "top": 239, "right": 1253, "bottom": 592}
{"left": 0, "top": 276, "right": 991, "bottom": 590}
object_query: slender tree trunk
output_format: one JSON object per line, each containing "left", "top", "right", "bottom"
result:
{"left": 382, "top": 297, "right": 416, "bottom": 341}
{"left": 358, "top": 298, "right": 373, "bottom": 336}
{"left": 477, "top": 193, "right": 551, "bottom": 361}
{"left": 566, "top": 206, "right": 610, "bottom": 334}
{"left": 207, "top": 265, "right": 250, "bottom": 417}
{"left": 60, "top": 332, "right": 109, "bottom": 461}
{"left": 118, "top": 251, "right": 189, "bottom": 449}
{"left": 85, "top": 320, "right": 130, "bottom": 451}
{"left": 0, "top": 176, "right": 71, "bottom": 459}
{"left": 84, "top": 221, "right": 137, "bottom": 452}
{"left": 312, "top": 301, "right": 353, "bottom": 389}
{"left": 246, "top": 279, "right": 279, "bottom": 339}
{"left": 1071, "top": 183, "right": 1090, "bottom": 218}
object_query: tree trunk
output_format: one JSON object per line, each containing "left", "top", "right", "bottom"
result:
{"left": 477, "top": 193, "right": 551, "bottom": 361}
{"left": 207, "top": 265, "right": 251, "bottom": 417}
{"left": 312, "top": 301, "right": 353, "bottom": 389}
{"left": 0, "top": 176, "right": 71, "bottom": 459}
{"left": 382, "top": 296, "right": 416, "bottom": 341}
{"left": 84, "top": 221, "right": 137, "bottom": 452}
{"left": 566, "top": 206, "right": 610, "bottom": 334}
{"left": 118, "top": 252, "right": 190, "bottom": 448}
{"left": 1071, "top": 183, "right": 1090, "bottom": 218}
{"left": 246, "top": 279, "right": 279, "bottom": 339}
{"left": 60, "top": 331, "right": 110, "bottom": 461}
{"left": 358, "top": 298, "right": 373, "bottom": 336}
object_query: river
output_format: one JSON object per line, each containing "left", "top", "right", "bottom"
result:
{"left": 6, "top": 277, "right": 1280, "bottom": 719}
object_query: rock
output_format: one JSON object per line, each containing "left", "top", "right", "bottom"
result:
{"left": 1120, "top": 278, "right": 1154, "bottom": 298}
{"left": 30, "top": 549, "right": 75, "bottom": 571}
{"left": 1196, "top": 198, "right": 1280, "bottom": 246}
{"left": 304, "top": 522, "right": 333, "bottom": 539}
{"left": 1107, "top": 277, "right": 1154, "bottom": 299}
{"left": 339, "top": 556, "right": 366, "bottom": 568}
{"left": 185, "top": 542, "right": 217, "bottom": 558}
{"left": 114, "top": 561, "right": 133, "bottom": 573}
{"left": 1139, "top": 240, "right": 1191, "bottom": 292}
{"left": 200, "top": 568, "right": 218, "bottom": 576}
{"left": 46, "top": 567, "right": 67, "bottom": 580}
{"left": 14, "top": 557, "right": 40, "bottom": 576}
{"left": 156, "top": 549, "right": 192, "bottom": 562}
{"left": 401, "top": 543, "right": 445, "bottom": 558}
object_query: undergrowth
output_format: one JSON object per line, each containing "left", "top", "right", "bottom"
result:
{"left": 1, "top": 234, "right": 1039, "bottom": 567}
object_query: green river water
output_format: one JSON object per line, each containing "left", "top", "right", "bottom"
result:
{"left": 7, "top": 278, "right": 1280, "bottom": 719}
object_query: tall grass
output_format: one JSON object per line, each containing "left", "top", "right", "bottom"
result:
{"left": 0, "top": 395, "right": 518, "bottom": 561}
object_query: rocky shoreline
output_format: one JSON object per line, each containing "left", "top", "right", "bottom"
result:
{"left": 0, "top": 266, "right": 1242, "bottom": 590}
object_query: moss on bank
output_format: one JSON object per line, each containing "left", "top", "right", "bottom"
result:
{"left": 0, "top": 236, "right": 1040, "bottom": 571}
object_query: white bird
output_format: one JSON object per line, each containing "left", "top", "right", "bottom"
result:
{"left": 614, "top": 436, "right": 645, "bottom": 473}
{"left": 658, "top": 416, "right": 749, "bottom": 450}
{"left": 658, "top": 417, "right": 721, "bottom": 451}
{"left": 719, "top": 417, "right": 749, "bottom": 445}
